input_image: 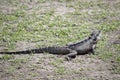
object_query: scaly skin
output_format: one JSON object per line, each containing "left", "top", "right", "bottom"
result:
{"left": 0, "top": 30, "right": 101, "bottom": 60}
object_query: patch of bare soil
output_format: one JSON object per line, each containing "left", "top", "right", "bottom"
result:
{"left": 108, "top": 27, "right": 120, "bottom": 45}
{"left": 15, "top": 41, "right": 37, "bottom": 51}
{"left": 0, "top": 0, "right": 120, "bottom": 80}
{"left": 1, "top": 54, "right": 120, "bottom": 80}
{"left": 27, "top": 1, "right": 75, "bottom": 16}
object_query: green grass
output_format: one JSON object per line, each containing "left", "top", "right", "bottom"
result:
{"left": 7, "top": 66, "right": 16, "bottom": 73}
{"left": 29, "top": 72, "right": 38, "bottom": 77}
{"left": 49, "top": 59, "right": 66, "bottom": 75}
{"left": 10, "top": 58, "right": 28, "bottom": 63}
{"left": 0, "top": 0, "right": 120, "bottom": 75}
{"left": 0, "top": 54, "right": 14, "bottom": 60}
{"left": 55, "top": 66, "right": 66, "bottom": 75}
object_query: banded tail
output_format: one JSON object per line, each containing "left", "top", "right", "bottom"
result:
{"left": 0, "top": 48, "right": 44, "bottom": 54}
{"left": 0, "top": 46, "right": 69, "bottom": 54}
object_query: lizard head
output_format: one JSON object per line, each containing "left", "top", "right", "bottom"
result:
{"left": 89, "top": 30, "right": 101, "bottom": 44}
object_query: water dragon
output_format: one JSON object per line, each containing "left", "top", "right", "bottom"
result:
{"left": 0, "top": 30, "right": 101, "bottom": 60}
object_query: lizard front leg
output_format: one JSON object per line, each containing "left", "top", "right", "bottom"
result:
{"left": 65, "top": 49, "right": 77, "bottom": 61}
{"left": 90, "top": 49, "right": 95, "bottom": 54}
{"left": 91, "top": 44, "right": 96, "bottom": 54}
{"left": 90, "top": 44, "right": 96, "bottom": 55}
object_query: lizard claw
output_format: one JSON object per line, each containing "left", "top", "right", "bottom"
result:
{"left": 65, "top": 56, "right": 72, "bottom": 61}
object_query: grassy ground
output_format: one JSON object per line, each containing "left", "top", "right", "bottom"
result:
{"left": 0, "top": 0, "right": 120, "bottom": 80}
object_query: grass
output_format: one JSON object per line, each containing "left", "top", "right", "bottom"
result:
{"left": 10, "top": 58, "right": 28, "bottom": 63}
{"left": 49, "top": 58, "right": 66, "bottom": 75}
{"left": 0, "top": 0, "right": 120, "bottom": 79}
{"left": 0, "top": 54, "right": 14, "bottom": 60}
{"left": 55, "top": 66, "right": 66, "bottom": 75}
{"left": 29, "top": 72, "right": 38, "bottom": 77}
{"left": 7, "top": 66, "right": 16, "bottom": 73}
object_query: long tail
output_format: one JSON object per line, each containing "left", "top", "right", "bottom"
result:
{"left": 0, "top": 48, "right": 45, "bottom": 54}
{"left": 0, "top": 46, "right": 69, "bottom": 54}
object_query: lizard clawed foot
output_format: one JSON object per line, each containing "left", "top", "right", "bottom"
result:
{"left": 65, "top": 56, "right": 72, "bottom": 61}
{"left": 65, "top": 55, "right": 76, "bottom": 61}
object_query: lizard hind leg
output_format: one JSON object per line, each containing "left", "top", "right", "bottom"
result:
{"left": 65, "top": 49, "right": 77, "bottom": 61}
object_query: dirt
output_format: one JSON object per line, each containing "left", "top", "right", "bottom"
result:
{"left": 0, "top": 0, "right": 120, "bottom": 80}
{"left": 0, "top": 54, "right": 120, "bottom": 80}
{"left": 108, "top": 27, "right": 120, "bottom": 45}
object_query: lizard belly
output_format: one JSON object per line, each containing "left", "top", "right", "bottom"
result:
{"left": 74, "top": 45, "right": 92, "bottom": 54}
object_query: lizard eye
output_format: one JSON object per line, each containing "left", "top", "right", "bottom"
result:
{"left": 93, "top": 38, "right": 97, "bottom": 41}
